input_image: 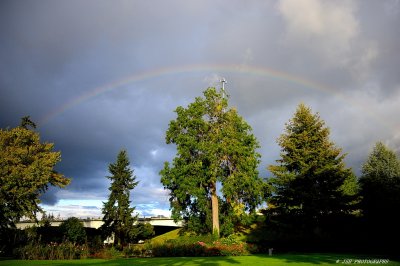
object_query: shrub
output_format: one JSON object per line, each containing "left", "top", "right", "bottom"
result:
{"left": 90, "top": 246, "right": 122, "bottom": 259}
{"left": 59, "top": 217, "right": 86, "bottom": 244}
{"left": 123, "top": 243, "right": 153, "bottom": 257}
{"left": 246, "top": 243, "right": 260, "bottom": 254}
{"left": 87, "top": 234, "right": 103, "bottom": 255}
{"left": 15, "top": 241, "right": 89, "bottom": 260}
{"left": 152, "top": 242, "right": 212, "bottom": 257}
{"left": 135, "top": 223, "right": 155, "bottom": 241}
{"left": 212, "top": 241, "right": 248, "bottom": 256}
{"left": 0, "top": 228, "right": 28, "bottom": 257}
{"left": 150, "top": 234, "right": 253, "bottom": 257}
{"left": 123, "top": 244, "right": 144, "bottom": 257}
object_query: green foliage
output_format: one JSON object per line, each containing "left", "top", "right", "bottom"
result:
{"left": 87, "top": 234, "right": 103, "bottom": 255}
{"left": 267, "top": 104, "right": 358, "bottom": 238}
{"left": 151, "top": 242, "right": 214, "bottom": 257}
{"left": 359, "top": 142, "right": 400, "bottom": 249}
{"left": 15, "top": 241, "right": 89, "bottom": 260}
{"left": 360, "top": 142, "right": 400, "bottom": 217}
{"left": 212, "top": 241, "right": 248, "bottom": 256}
{"left": 0, "top": 228, "right": 28, "bottom": 257}
{"left": 166, "top": 234, "right": 216, "bottom": 245}
{"left": 20, "top": 116, "right": 36, "bottom": 130}
{"left": 150, "top": 234, "right": 251, "bottom": 257}
{"left": 59, "top": 217, "right": 87, "bottom": 244}
{"left": 101, "top": 150, "right": 139, "bottom": 246}
{"left": 123, "top": 242, "right": 153, "bottom": 257}
{"left": 35, "top": 225, "right": 63, "bottom": 244}
{"left": 39, "top": 213, "right": 55, "bottom": 228}
{"left": 160, "top": 87, "right": 264, "bottom": 236}
{"left": 0, "top": 118, "right": 70, "bottom": 229}
{"left": 91, "top": 246, "right": 123, "bottom": 259}
{"left": 361, "top": 142, "right": 400, "bottom": 180}
{"left": 135, "top": 222, "right": 155, "bottom": 241}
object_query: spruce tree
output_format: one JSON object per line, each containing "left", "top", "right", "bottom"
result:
{"left": 360, "top": 142, "right": 400, "bottom": 247}
{"left": 268, "top": 104, "right": 357, "bottom": 237}
{"left": 101, "top": 150, "right": 138, "bottom": 246}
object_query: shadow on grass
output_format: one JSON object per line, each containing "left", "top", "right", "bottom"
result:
{"left": 0, "top": 256, "right": 241, "bottom": 266}
{"left": 98, "top": 257, "right": 240, "bottom": 266}
{"left": 260, "top": 253, "right": 345, "bottom": 264}
{"left": 252, "top": 253, "right": 400, "bottom": 265}
{"left": 1, "top": 254, "right": 399, "bottom": 266}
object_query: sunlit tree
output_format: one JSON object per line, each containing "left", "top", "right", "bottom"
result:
{"left": 161, "top": 88, "right": 264, "bottom": 236}
{"left": 0, "top": 117, "right": 70, "bottom": 229}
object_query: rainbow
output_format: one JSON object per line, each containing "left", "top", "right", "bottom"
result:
{"left": 38, "top": 63, "right": 384, "bottom": 128}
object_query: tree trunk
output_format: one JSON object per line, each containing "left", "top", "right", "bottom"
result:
{"left": 211, "top": 181, "right": 220, "bottom": 237}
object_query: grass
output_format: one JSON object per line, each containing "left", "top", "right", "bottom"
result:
{"left": 1, "top": 253, "right": 399, "bottom": 266}
{"left": 150, "top": 228, "right": 181, "bottom": 245}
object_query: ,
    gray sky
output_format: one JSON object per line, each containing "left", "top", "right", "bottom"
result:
{"left": 1, "top": 0, "right": 399, "bottom": 218}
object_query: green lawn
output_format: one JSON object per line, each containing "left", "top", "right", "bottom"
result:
{"left": 1, "top": 254, "right": 399, "bottom": 266}
{"left": 150, "top": 228, "right": 181, "bottom": 245}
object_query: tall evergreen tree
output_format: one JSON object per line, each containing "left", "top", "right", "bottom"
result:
{"left": 359, "top": 142, "right": 400, "bottom": 247}
{"left": 160, "top": 87, "right": 264, "bottom": 236}
{"left": 101, "top": 150, "right": 138, "bottom": 246}
{"left": 361, "top": 142, "right": 400, "bottom": 184}
{"left": 267, "top": 104, "right": 357, "bottom": 237}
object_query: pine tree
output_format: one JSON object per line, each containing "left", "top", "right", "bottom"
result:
{"left": 101, "top": 150, "right": 138, "bottom": 246}
{"left": 268, "top": 104, "right": 357, "bottom": 235}
{"left": 359, "top": 142, "right": 400, "bottom": 245}
{"left": 160, "top": 88, "right": 264, "bottom": 236}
